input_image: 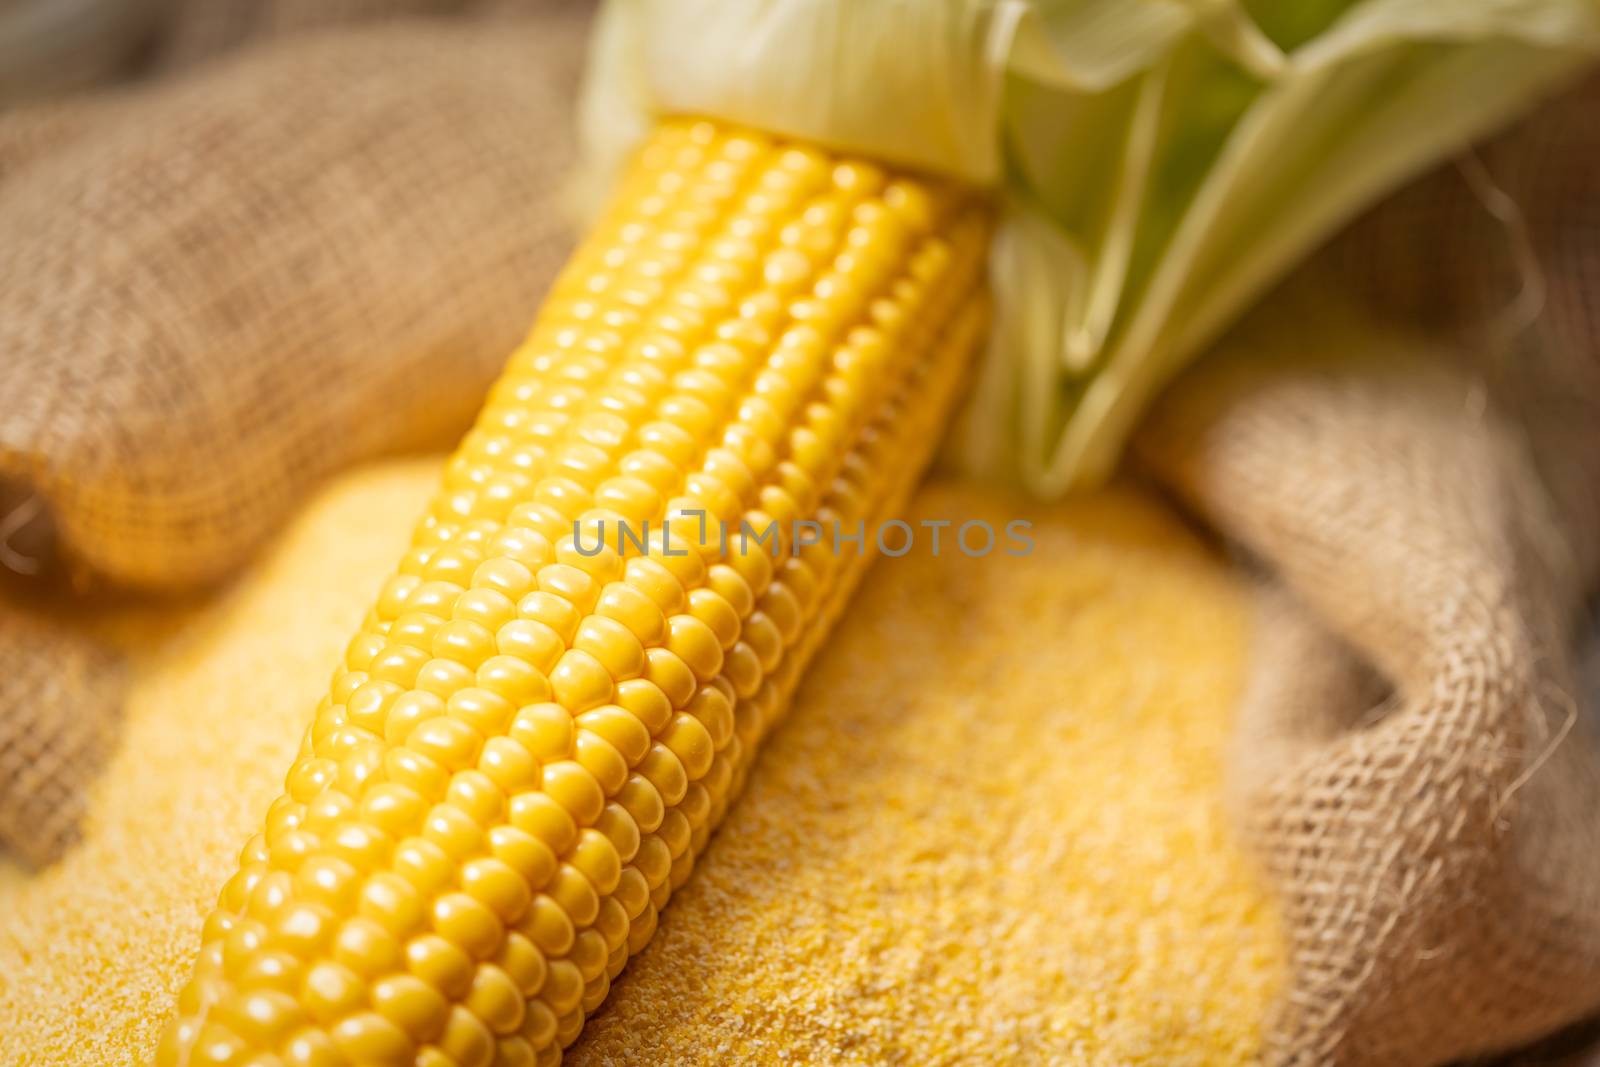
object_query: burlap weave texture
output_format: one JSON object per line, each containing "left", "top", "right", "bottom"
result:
{"left": 0, "top": 4, "right": 588, "bottom": 861}
{"left": 2, "top": 7, "right": 1599, "bottom": 1064}
{"left": 1138, "top": 78, "right": 1600, "bottom": 1065}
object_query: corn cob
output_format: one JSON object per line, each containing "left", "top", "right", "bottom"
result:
{"left": 158, "top": 119, "right": 989, "bottom": 1067}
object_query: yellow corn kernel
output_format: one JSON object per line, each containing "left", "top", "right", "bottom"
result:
{"left": 159, "top": 118, "right": 989, "bottom": 1065}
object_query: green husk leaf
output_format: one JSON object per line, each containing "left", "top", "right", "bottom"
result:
{"left": 578, "top": 0, "right": 1600, "bottom": 495}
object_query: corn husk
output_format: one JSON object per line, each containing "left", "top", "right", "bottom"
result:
{"left": 577, "top": 0, "right": 1600, "bottom": 494}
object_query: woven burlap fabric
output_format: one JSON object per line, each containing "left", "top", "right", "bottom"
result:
{"left": 0, "top": 0, "right": 167, "bottom": 104}
{"left": 155, "top": 0, "right": 490, "bottom": 69}
{"left": 0, "top": 0, "right": 557, "bottom": 99}
{"left": 0, "top": 605, "right": 123, "bottom": 866}
{"left": 0, "top": 7, "right": 587, "bottom": 862}
{"left": 1136, "top": 74, "right": 1600, "bottom": 1064}
{"left": 0, "top": 15, "right": 586, "bottom": 590}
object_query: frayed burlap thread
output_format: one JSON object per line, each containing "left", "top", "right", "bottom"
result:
{"left": 1137, "top": 287, "right": 1600, "bottom": 1066}
{"left": 0, "top": 607, "right": 123, "bottom": 867}
{"left": 1324, "top": 72, "right": 1600, "bottom": 597}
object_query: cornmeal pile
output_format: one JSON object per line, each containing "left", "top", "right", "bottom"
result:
{"left": 0, "top": 460, "right": 1280, "bottom": 1065}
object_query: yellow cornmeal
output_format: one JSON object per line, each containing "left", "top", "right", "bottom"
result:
{"left": 570, "top": 483, "right": 1281, "bottom": 1066}
{"left": 0, "top": 460, "right": 1280, "bottom": 1066}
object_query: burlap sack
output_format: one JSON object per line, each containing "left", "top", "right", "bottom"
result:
{"left": 0, "top": 0, "right": 555, "bottom": 98}
{"left": 0, "top": 606, "right": 123, "bottom": 867}
{"left": 1137, "top": 77, "right": 1600, "bottom": 1067}
{"left": 6, "top": 11, "right": 1599, "bottom": 1063}
{"left": 155, "top": 0, "right": 487, "bottom": 69}
{"left": 0, "top": 15, "right": 586, "bottom": 590}
{"left": 0, "top": 0, "right": 167, "bottom": 104}
{"left": 0, "top": 7, "right": 587, "bottom": 861}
